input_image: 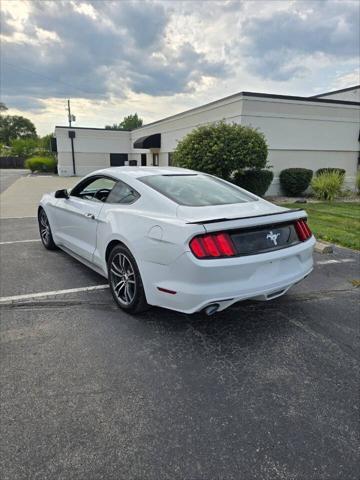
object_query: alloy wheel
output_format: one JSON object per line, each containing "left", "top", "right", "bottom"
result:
{"left": 110, "top": 253, "right": 136, "bottom": 305}
{"left": 39, "top": 210, "right": 51, "bottom": 246}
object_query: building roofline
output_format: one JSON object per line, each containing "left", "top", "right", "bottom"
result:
{"left": 133, "top": 90, "right": 360, "bottom": 131}
{"left": 55, "top": 125, "right": 130, "bottom": 132}
{"left": 310, "top": 84, "right": 360, "bottom": 98}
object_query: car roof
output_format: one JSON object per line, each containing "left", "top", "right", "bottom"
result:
{"left": 95, "top": 166, "right": 196, "bottom": 180}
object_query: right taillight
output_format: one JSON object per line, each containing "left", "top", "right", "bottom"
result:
{"left": 295, "top": 219, "right": 312, "bottom": 241}
{"left": 189, "top": 232, "right": 236, "bottom": 259}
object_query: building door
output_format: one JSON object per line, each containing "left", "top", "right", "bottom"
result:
{"left": 110, "top": 153, "right": 128, "bottom": 166}
{"left": 141, "top": 154, "right": 147, "bottom": 166}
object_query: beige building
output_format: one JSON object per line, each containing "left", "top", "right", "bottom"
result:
{"left": 55, "top": 85, "right": 360, "bottom": 195}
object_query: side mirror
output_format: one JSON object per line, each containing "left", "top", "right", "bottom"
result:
{"left": 55, "top": 189, "right": 69, "bottom": 199}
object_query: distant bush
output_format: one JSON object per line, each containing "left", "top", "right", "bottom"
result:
{"left": 311, "top": 171, "right": 344, "bottom": 201}
{"left": 173, "top": 121, "right": 269, "bottom": 181}
{"left": 25, "top": 156, "right": 56, "bottom": 173}
{"left": 279, "top": 168, "right": 313, "bottom": 196}
{"left": 356, "top": 172, "right": 360, "bottom": 194}
{"left": 316, "top": 167, "right": 346, "bottom": 178}
{"left": 232, "top": 169, "right": 274, "bottom": 196}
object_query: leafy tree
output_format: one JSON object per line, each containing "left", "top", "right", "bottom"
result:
{"left": 0, "top": 115, "right": 37, "bottom": 144}
{"left": 0, "top": 102, "right": 8, "bottom": 112}
{"left": 105, "top": 113, "right": 143, "bottom": 131}
{"left": 9, "top": 138, "right": 39, "bottom": 158}
{"left": 173, "top": 121, "right": 269, "bottom": 182}
{"left": 105, "top": 123, "right": 121, "bottom": 130}
{"left": 38, "top": 133, "right": 54, "bottom": 152}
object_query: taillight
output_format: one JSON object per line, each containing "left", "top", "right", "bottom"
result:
{"left": 189, "top": 232, "right": 236, "bottom": 259}
{"left": 295, "top": 219, "right": 312, "bottom": 241}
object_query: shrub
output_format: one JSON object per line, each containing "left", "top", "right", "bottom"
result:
{"left": 311, "top": 171, "right": 344, "bottom": 201}
{"left": 356, "top": 171, "right": 360, "bottom": 194}
{"left": 279, "top": 168, "right": 313, "bottom": 196}
{"left": 25, "top": 156, "right": 56, "bottom": 173}
{"left": 173, "top": 121, "right": 269, "bottom": 181}
{"left": 232, "top": 169, "right": 274, "bottom": 196}
{"left": 316, "top": 167, "right": 346, "bottom": 178}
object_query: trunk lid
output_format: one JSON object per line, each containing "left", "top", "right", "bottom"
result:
{"left": 177, "top": 201, "right": 306, "bottom": 232}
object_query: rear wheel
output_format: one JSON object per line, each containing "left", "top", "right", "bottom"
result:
{"left": 38, "top": 208, "right": 57, "bottom": 250}
{"left": 108, "top": 244, "right": 149, "bottom": 314}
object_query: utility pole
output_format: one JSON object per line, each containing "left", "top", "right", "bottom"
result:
{"left": 67, "top": 99, "right": 76, "bottom": 126}
{"left": 67, "top": 99, "right": 72, "bottom": 126}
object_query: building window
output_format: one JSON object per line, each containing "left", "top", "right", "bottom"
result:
{"left": 168, "top": 152, "right": 174, "bottom": 166}
{"left": 141, "top": 153, "right": 147, "bottom": 166}
{"left": 152, "top": 153, "right": 159, "bottom": 166}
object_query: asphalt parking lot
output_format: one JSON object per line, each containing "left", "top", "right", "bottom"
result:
{"left": 1, "top": 216, "right": 359, "bottom": 480}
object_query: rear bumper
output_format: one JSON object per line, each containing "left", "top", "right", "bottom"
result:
{"left": 142, "top": 236, "right": 315, "bottom": 314}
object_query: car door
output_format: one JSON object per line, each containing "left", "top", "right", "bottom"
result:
{"left": 54, "top": 176, "right": 116, "bottom": 261}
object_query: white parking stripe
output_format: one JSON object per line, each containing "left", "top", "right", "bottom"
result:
{"left": 0, "top": 239, "right": 41, "bottom": 245}
{"left": 0, "top": 216, "right": 37, "bottom": 219}
{"left": 316, "top": 259, "right": 356, "bottom": 265}
{"left": 0, "top": 284, "right": 109, "bottom": 304}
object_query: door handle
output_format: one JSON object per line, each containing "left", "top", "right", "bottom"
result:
{"left": 84, "top": 213, "right": 95, "bottom": 219}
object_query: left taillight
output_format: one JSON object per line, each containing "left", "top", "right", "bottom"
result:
{"left": 189, "top": 232, "right": 236, "bottom": 259}
{"left": 294, "top": 219, "right": 312, "bottom": 241}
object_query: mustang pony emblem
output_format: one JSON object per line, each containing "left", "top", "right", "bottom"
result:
{"left": 266, "top": 230, "right": 280, "bottom": 246}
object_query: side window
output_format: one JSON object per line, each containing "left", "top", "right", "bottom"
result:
{"left": 72, "top": 177, "right": 116, "bottom": 202}
{"left": 106, "top": 180, "right": 140, "bottom": 204}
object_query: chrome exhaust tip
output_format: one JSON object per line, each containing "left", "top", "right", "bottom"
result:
{"left": 204, "top": 303, "right": 220, "bottom": 316}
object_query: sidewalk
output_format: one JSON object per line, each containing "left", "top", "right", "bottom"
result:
{"left": 0, "top": 175, "right": 79, "bottom": 218}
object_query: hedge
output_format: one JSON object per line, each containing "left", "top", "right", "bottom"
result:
{"left": 25, "top": 156, "right": 56, "bottom": 173}
{"left": 279, "top": 168, "right": 313, "bottom": 196}
{"left": 232, "top": 169, "right": 274, "bottom": 196}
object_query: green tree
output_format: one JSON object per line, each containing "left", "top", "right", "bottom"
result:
{"left": 0, "top": 115, "right": 37, "bottom": 144}
{"left": 0, "top": 102, "right": 8, "bottom": 112}
{"left": 105, "top": 113, "right": 143, "bottom": 131}
{"left": 173, "top": 121, "right": 269, "bottom": 182}
{"left": 38, "top": 133, "right": 54, "bottom": 152}
{"left": 9, "top": 138, "right": 39, "bottom": 158}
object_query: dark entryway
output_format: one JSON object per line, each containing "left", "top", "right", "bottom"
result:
{"left": 141, "top": 154, "right": 147, "bottom": 166}
{"left": 110, "top": 153, "right": 128, "bottom": 166}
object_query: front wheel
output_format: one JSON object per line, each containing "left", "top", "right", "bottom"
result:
{"left": 108, "top": 244, "right": 149, "bottom": 314}
{"left": 38, "top": 208, "right": 57, "bottom": 250}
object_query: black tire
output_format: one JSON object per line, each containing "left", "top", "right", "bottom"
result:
{"left": 108, "top": 244, "right": 149, "bottom": 314}
{"left": 38, "top": 208, "right": 58, "bottom": 250}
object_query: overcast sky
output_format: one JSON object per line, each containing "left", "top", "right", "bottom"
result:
{"left": 1, "top": 0, "right": 359, "bottom": 135}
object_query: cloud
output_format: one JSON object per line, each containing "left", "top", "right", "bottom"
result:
{"left": 241, "top": 0, "right": 360, "bottom": 80}
{"left": 0, "top": 10, "right": 15, "bottom": 36}
{"left": 0, "top": 0, "right": 229, "bottom": 108}
{"left": 0, "top": 0, "right": 358, "bottom": 133}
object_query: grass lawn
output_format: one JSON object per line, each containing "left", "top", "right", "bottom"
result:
{"left": 279, "top": 202, "right": 360, "bottom": 250}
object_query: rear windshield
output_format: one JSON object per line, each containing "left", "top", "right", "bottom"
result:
{"left": 140, "top": 174, "right": 255, "bottom": 206}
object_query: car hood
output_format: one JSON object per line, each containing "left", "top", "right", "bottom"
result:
{"left": 176, "top": 200, "right": 287, "bottom": 223}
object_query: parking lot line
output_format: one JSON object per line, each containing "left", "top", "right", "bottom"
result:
{"left": 0, "top": 216, "right": 37, "bottom": 219}
{"left": 0, "top": 284, "right": 109, "bottom": 304}
{"left": 317, "top": 259, "right": 356, "bottom": 265}
{"left": 0, "top": 239, "right": 41, "bottom": 245}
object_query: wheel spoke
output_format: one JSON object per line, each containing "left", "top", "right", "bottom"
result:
{"left": 124, "top": 284, "right": 131, "bottom": 302}
{"left": 114, "top": 280, "right": 125, "bottom": 293}
{"left": 111, "top": 268, "right": 122, "bottom": 277}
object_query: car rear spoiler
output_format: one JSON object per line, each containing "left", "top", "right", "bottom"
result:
{"left": 186, "top": 208, "right": 304, "bottom": 225}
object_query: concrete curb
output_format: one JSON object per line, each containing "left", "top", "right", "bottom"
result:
{"left": 315, "top": 241, "right": 333, "bottom": 254}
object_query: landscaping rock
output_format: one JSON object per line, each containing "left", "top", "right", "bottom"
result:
{"left": 315, "top": 241, "right": 333, "bottom": 254}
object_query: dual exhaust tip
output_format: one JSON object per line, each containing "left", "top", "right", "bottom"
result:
{"left": 203, "top": 303, "right": 220, "bottom": 316}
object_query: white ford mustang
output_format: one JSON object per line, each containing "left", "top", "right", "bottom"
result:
{"left": 39, "top": 166, "right": 315, "bottom": 315}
